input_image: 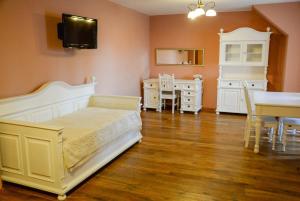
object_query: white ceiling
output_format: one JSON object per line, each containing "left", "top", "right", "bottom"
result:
{"left": 109, "top": 0, "right": 300, "bottom": 15}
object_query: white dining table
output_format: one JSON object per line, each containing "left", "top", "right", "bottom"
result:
{"left": 253, "top": 91, "right": 300, "bottom": 153}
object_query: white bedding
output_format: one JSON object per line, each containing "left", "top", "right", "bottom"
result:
{"left": 45, "top": 107, "right": 142, "bottom": 170}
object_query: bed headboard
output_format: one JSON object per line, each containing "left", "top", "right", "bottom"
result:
{"left": 0, "top": 81, "right": 95, "bottom": 122}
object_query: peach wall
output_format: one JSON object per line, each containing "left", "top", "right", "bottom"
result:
{"left": 150, "top": 11, "right": 283, "bottom": 109}
{"left": 0, "top": 0, "right": 149, "bottom": 98}
{"left": 254, "top": 2, "right": 300, "bottom": 92}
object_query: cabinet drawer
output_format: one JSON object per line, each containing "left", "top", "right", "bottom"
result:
{"left": 144, "top": 82, "right": 158, "bottom": 89}
{"left": 174, "top": 84, "right": 182, "bottom": 90}
{"left": 182, "top": 104, "right": 195, "bottom": 111}
{"left": 182, "top": 84, "right": 195, "bottom": 90}
{"left": 220, "top": 80, "right": 240, "bottom": 88}
{"left": 245, "top": 81, "right": 265, "bottom": 89}
{"left": 182, "top": 91, "right": 195, "bottom": 96}
{"left": 182, "top": 96, "right": 195, "bottom": 104}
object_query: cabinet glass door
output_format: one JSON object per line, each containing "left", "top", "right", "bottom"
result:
{"left": 245, "top": 43, "right": 264, "bottom": 65}
{"left": 223, "top": 43, "right": 242, "bottom": 64}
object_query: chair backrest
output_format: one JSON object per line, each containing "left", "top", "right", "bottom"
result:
{"left": 243, "top": 82, "right": 253, "bottom": 116}
{"left": 159, "top": 74, "right": 175, "bottom": 93}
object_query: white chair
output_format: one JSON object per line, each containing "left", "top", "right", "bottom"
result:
{"left": 243, "top": 85, "right": 278, "bottom": 148}
{"left": 158, "top": 74, "right": 179, "bottom": 114}
{"left": 278, "top": 118, "right": 300, "bottom": 151}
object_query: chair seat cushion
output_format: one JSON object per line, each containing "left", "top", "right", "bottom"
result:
{"left": 262, "top": 116, "right": 277, "bottom": 122}
{"left": 282, "top": 118, "right": 300, "bottom": 128}
{"left": 251, "top": 115, "right": 278, "bottom": 127}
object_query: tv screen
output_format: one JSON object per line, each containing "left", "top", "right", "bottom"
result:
{"left": 60, "top": 13, "right": 97, "bottom": 49}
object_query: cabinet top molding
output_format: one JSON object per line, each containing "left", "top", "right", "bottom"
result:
{"left": 219, "top": 27, "right": 271, "bottom": 41}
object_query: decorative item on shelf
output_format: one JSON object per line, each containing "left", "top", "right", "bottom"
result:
{"left": 193, "top": 74, "right": 203, "bottom": 80}
{"left": 187, "top": 0, "right": 217, "bottom": 20}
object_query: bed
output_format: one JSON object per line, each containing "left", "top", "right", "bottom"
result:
{"left": 0, "top": 81, "right": 142, "bottom": 200}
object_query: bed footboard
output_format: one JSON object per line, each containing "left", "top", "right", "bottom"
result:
{"left": 0, "top": 119, "right": 66, "bottom": 195}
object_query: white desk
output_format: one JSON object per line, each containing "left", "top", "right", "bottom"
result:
{"left": 253, "top": 91, "right": 300, "bottom": 153}
{"left": 143, "top": 79, "right": 203, "bottom": 114}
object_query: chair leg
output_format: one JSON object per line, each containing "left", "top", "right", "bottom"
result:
{"left": 163, "top": 99, "right": 166, "bottom": 110}
{"left": 278, "top": 119, "right": 283, "bottom": 142}
{"left": 268, "top": 128, "right": 274, "bottom": 143}
{"left": 157, "top": 98, "right": 162, "bottom": 112}
{"left": 244, "top": 120, "right": 249, "bottom": 141}
{"left": 244, "top": 120, "right": 251, "bottom": 148}
{"left": 172, "top": 98, "right": 175, "bottom": 114}
{"left": 282, "top": 125, "right": 288, "bottom": 152}
{"left": 272, "top": 127, "right": 277, "bottom": 150}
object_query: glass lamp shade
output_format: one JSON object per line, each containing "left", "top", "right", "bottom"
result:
{"left": 205, "top": 9, "right": 217, "bottom": 16}
{"left": 194, "top": 7, "right": 205, "bottom": 17}
{"left": 188, "top": 10, "right": 197, "bottom": 19}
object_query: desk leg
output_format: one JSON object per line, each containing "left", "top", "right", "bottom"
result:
{"left": 254, "top": 116, "right": 262, "bottom": 153}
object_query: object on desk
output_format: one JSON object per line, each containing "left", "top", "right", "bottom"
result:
{"left": 243, "top": 84, "right": 278, "bottom": 149}
{"left": 193, "top": 74, "right": 202, "bottom": 80}
{"left": 85, "top": 75, "right": 97, "bottom": 84}
{"left": 158, "top": 74, "right": 179, "bottom": 114}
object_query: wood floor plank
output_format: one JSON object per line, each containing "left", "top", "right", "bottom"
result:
{"left": 0, "top": 110, "right": 299, "bottom": 200}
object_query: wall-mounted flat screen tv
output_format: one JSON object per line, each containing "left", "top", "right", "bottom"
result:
{"left": 58, "top": 13, "right": 97, "bottom": 49}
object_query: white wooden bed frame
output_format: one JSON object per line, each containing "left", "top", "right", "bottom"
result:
{"left": 0, "top": 81, "right": 142, "bottom": 200}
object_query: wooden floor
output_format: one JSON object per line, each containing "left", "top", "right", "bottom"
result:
{"left": 1, "top": 111, "right": 300, "bottom": 201}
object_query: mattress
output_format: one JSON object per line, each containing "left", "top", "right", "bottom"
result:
{"left": 45, "top": 107, "right": 142, "bottom": 170}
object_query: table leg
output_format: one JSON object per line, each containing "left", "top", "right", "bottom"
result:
{"left": 254, "top": 116, "right": 262, "bottom": 153}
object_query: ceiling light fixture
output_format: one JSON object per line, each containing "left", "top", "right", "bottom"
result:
{"left": 187, "top": 0, "right": 217, "bottom": 20}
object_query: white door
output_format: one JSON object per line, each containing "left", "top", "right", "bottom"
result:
{"left": 220, "top": 89, "right": 240, "bottom": 112}
{"left": 243, "top": 42, "right": 265, "bottom": 66}
{"left": 221, "top": 42, "right": 242, "bottom": 65}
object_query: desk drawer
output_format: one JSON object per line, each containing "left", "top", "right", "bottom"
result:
{"left": 245, "top": 81, "right": 265, "bottom": 89}
{"left": 144, "top": 82, "right": 158, "bottom": 89}
{"left": 182, "top": 96, "right": 195, "bottom": 104}
{"left": 182, "top": 84, "right": 195, "bottom": 90}
{"left": 182, "top": 104, "right": 195, "bottom": 111}
{"left": 174, "top": 84, "right": 182, "bottom": 90}
{"left": 220, "top": 80, "right": 240, "bottom": 88}
{"left": 182, "top": 91, "right": 195, "bottom": 96}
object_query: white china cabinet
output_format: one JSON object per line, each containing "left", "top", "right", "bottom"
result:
{"left": 216, "top": 27, "right": 271, "bottom": 114}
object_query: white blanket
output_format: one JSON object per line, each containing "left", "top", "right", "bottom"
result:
{"left": 45, "top": 107, "right": 142, "bottom": 170}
